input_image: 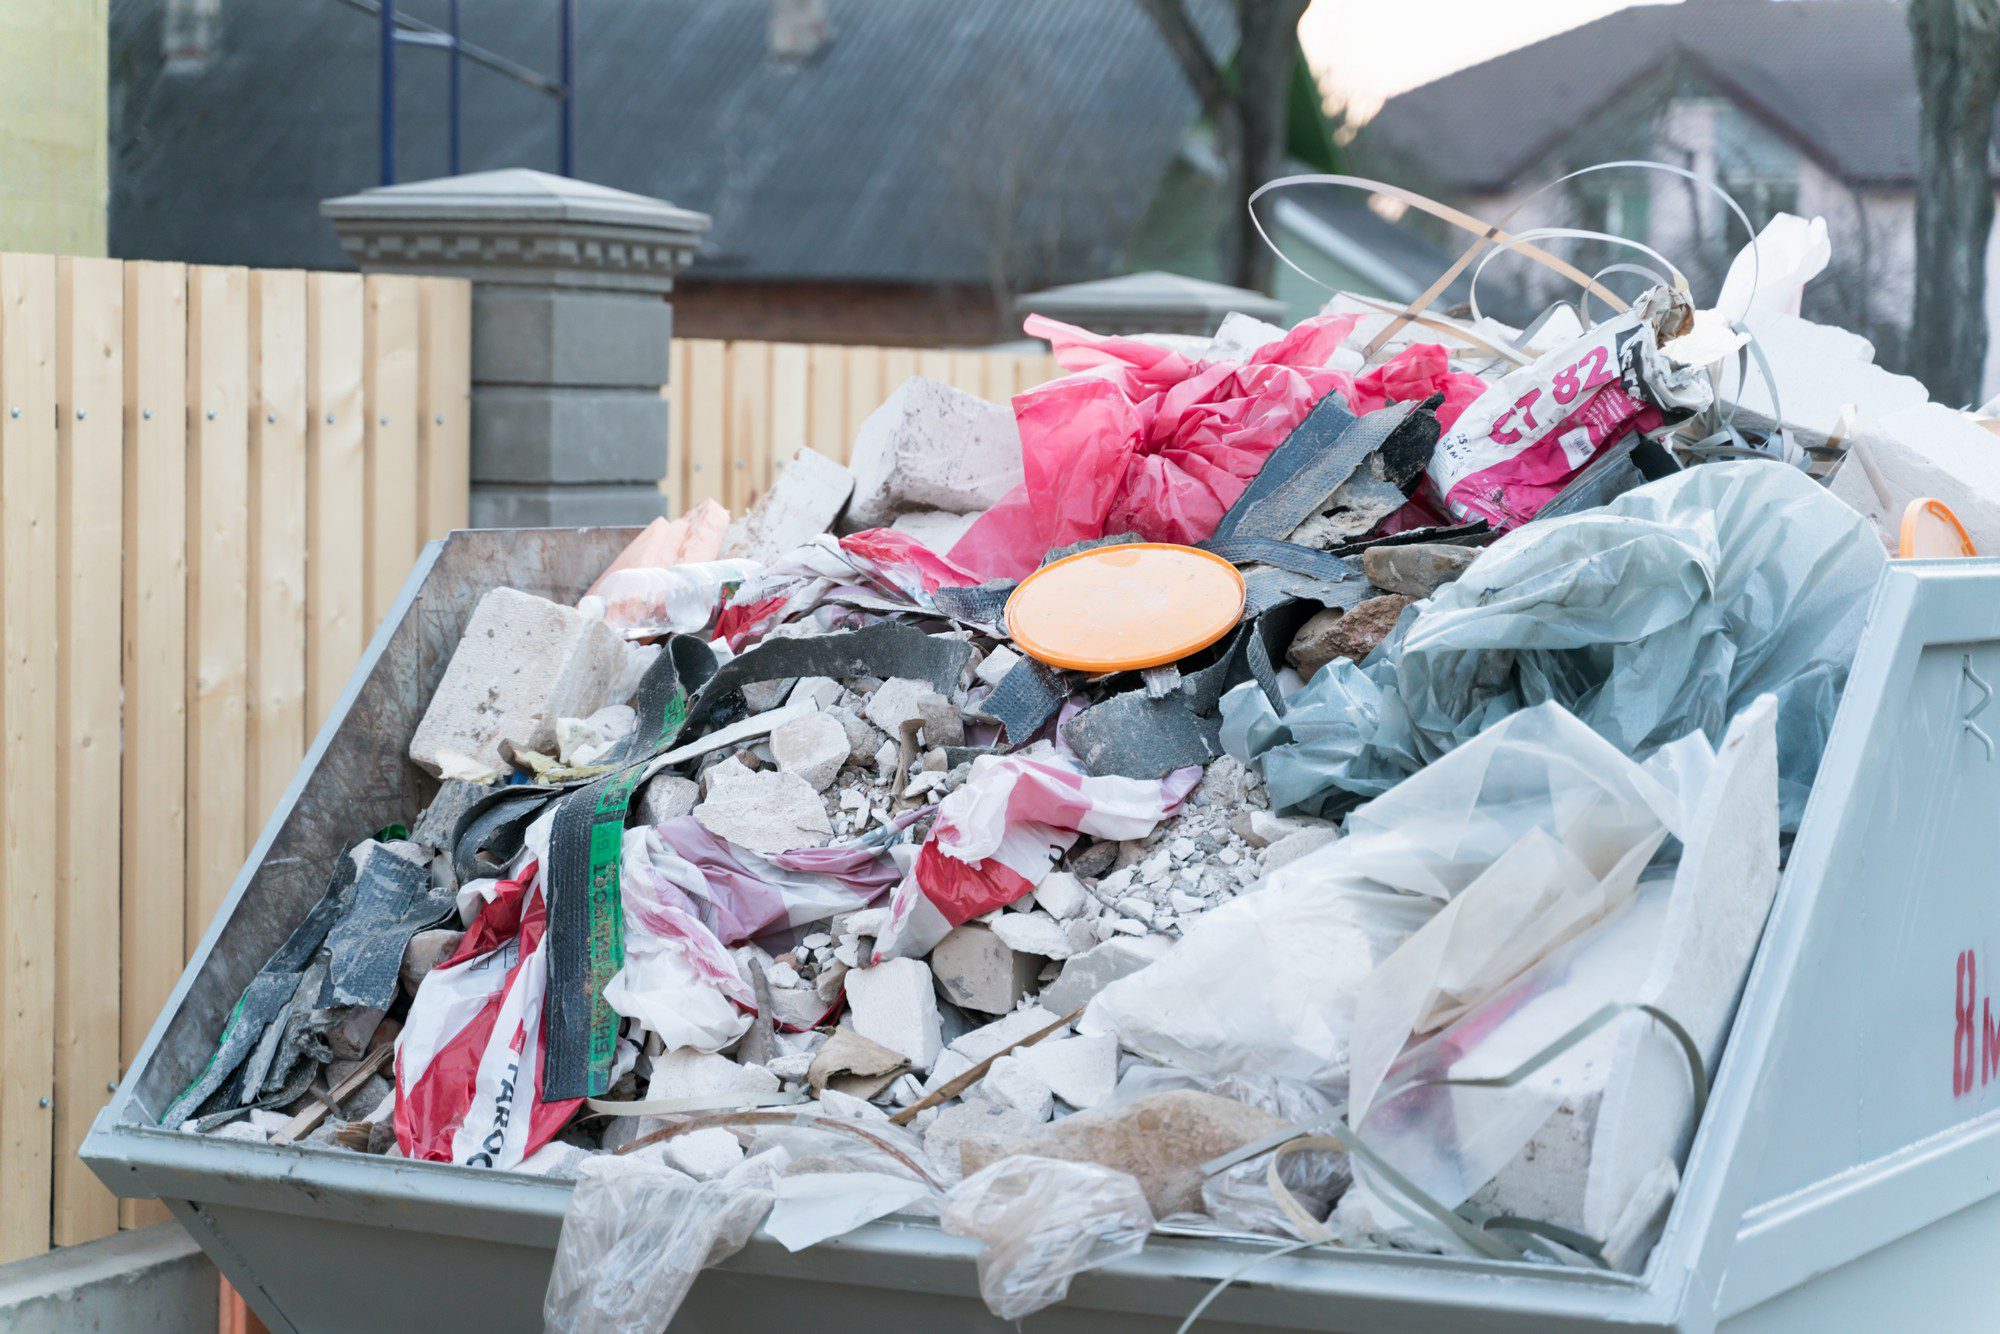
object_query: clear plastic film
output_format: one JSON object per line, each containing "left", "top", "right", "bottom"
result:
{"left": 940, "top": 1155, "right": 1155, "bottom": 1322}
{"left": 1088, "top": 701, "right": 1710, "bottom": 1092}
{"left": 1225, "top": 460, "right": 1885, "bottom": 827}
{"left": 1196, "top": 1074, "right": 1351, "bottom": 1241}
{"left": 543, "top": 1152, "right": 778, "bottom": 1334}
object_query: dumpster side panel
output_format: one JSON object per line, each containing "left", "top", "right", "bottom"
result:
{"left": 1651, "top": 562, "right": 2000, "bottom": 1328}
{"left": 1718, "top": 1189, "right": 2000, "bottom": 1333}
{"left": 97, "top": 526, "right": 633, "bottom": 1129}
{"left": 1724, "top": 565, "right": 2000, "bottom": 1199}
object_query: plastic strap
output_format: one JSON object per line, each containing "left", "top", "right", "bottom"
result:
{"left": 1244, "top": 173, "right": 1633, "bottom": 350}
{"left": 584, "top": 1090, "right": 807, "bottom": 1116}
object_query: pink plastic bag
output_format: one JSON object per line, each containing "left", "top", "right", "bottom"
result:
{"left": 948, "top": 315, "right": 1487, "bottom": 579}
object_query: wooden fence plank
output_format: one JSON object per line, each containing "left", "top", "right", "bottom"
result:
{"left": 916, "top": 348, "right": 952, "bottom": 387}
{"left": 980, "top": 353, "right": 1019, "bottom": 405}
{"left": 306, "top": 274, "right": 365, "bottom": 727}
{"left": 946, "top": 350, "right": 988, "bottom": 399}
{"left": 842, "top": 347, "right": 884, "bottom": 458}
{"left": 769, "top": 342, "right": 808, "bottom": 475}
{"left": 684, "top": 340, "right": 726, "bottom": 508}
{"left": 246, "top": 270, "right": 308, "bottom": 836}
{"left": 363, "top": 275, "right": 421, "bottom": 629}
{"left": 52, "top": 256, "right": 123, "bottom": 1249}
{"left": 184, "top": 266, "right": 251, "bottom": 950}
{"left": 0, "top": 253, "right": 59, "bottom": 1262}
{"left": 806, "top": 344, "right": 846, "bottom": 459}
{"left": 725, "top": 340, "right": 770, "bottom": 508}
{"left": 882, "top": 347, "right": 918, "bottom": 402}
{"left": 120, "top": 260, "right": 187, "bottom": 1231}
{"left": 417, "top": 278, "right": 470, "bottom": 542}
{"left": 663, "top": 339, "right": 689, "bottom": 514}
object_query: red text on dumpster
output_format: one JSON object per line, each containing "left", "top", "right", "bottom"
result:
{"left": 1952, "top": 950, "right": 2000, "bottom": 1097}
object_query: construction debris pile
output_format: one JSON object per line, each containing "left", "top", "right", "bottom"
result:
{"left": 172, "top": 203, "right": 1980, "bottom": 1330}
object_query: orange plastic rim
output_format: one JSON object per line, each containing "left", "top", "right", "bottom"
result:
{"left": 1899, "top": 498, "right": 1977, "bottom": 559}
{"left": 1005, "top": 542, "right": 1246, "bottom": 673}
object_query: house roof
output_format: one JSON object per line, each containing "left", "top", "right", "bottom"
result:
{"left": 1361, "top": 0, "right": 1927, "bottom": 193}
{"left": 110, "top": 0, "right": 1225, "bottom": 284}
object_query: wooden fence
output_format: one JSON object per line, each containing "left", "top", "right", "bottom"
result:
{"left": 665, "top": 340, "right": 1060, "bottom": 514}
{"left": 0, "top": 255, "right": 470, "bottom": 1262}
{"left": 1, "top": 321, "right": 1036, "bottom": 1264}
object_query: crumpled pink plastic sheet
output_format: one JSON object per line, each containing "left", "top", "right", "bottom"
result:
{"left": 627, "top": 815, "right": 910, "bottom": 948}
{"left": 712, "top": 531, "right": 986, "bottom": 648}
{"left": 873, "top": 754, "right": 1200, "bottom": 960}
{"left": 948, "top": 314, "right": 1489, "bottom": 579}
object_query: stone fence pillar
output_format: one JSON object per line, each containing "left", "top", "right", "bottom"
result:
{"left": 323, "top": 168, "right": 711, "bottom": 526}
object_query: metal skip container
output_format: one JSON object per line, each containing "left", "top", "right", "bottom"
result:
{"left": 83, "top": 529, "right": 2000, "bottom": 1332}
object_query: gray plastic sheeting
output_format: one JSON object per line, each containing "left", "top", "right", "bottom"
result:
{"left": 1223, "top": 461, "right": 1887, "bottom": 824}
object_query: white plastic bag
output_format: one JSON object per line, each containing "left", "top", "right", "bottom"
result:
{"left": 1086, "top": 702, "right": 1706, "bottom": 1093}
{"left": 940, "top": 1155, "right": 1154, "bottom": 1321}
{"left": 1339, "top": 698, "right": 1779, "bottom": 1255}
{"left": 544, "top": 1153, "right": 776, "bottom": 1334}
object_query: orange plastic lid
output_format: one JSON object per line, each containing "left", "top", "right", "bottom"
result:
{"left": 1900, "top": 498, "right": 1978, "bottom": 559}
{"left": 1005, "top": 542, "right": 1246, "bottom": 673}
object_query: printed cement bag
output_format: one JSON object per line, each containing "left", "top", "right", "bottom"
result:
{"left": 1428, "top": 286, "right": 1710, "bottom": 528}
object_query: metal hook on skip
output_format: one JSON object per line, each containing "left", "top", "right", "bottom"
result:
{"left": 1963, "top": 654, "right": 1994, "bottom": 761}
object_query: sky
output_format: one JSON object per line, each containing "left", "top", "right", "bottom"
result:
{"left": 1299, "top": 0, "right": 1679, "bottom": 122}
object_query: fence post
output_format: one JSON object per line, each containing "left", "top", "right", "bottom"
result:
{"left": 321, "top": 169, "right": 710, "bottom": 527}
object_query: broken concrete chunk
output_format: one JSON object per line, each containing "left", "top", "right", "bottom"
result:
{"left": 974, "top": 644, "right": 1022, "bottom": 688}
{"left": 889, "top": 509, "right": 982, "bottom": 554}
{"left": 988, "top": 909, "right": 1077, "bottom": 961}
{"left": 1285, "top": 594, "right": 1412, "bottom": 678}
{"left": 1031, "top": 871, "right": 1089, "bottom": 921}
{"left": 807, "top": 1026, "right": 911, "bottom": 1101}
{"left": 824, "top": 705, "right": 887, "bottom": 764}
{"left": 845, "top": 959, "right": 943, "bottom": 1073}
{"left": 1227, "top": 809, "right": 1311, "bottom": 848}
{"left": 959, "top": 1090, "right": 1287, "bottom": 1217}
{"left": 399, "top": 928, "right": 463, "bottom": 998}
{"left": 789, "top": 676, "right": 844, "bottom": 711}
{"left": 968, "top": 1055, "right": 1054, "bottom": 1122}
{"left": 1362, "top": 542, "right": 1477, "bottom": 598}
{"left": 1263, "top": 824, "right": 1341, "bottom": 871}
{"left": 922, "top": 1099, "right": 1045, "bottom": 1185}
{"left": 771, "top": 711, "right": 849, "bottom": 792}
{"left": 930, "top": 923, "right": 1041, "bottom": 1015}
{"left": 409, "top": 587, "right": 634, "bottom": 776}
{"left": 950, "top": 1006, "right": 1064, "bottom": 1066}
{"left": 1037, "top": 937, "right": 1171, "bottom": 1016}
{"left": 863, "top": 677, "right": 964, "bottom": 747}
{"left": 1017, "top": 1034, "right": 1118, "bottom": 1110}
{"left": 723, "top": 446, "right": 856, "bottom": 562}
{"left": 845, "top": 377, "right": 1024, "bottom": 530}
{"left": 646, "top": 1048, "right": 781, "bottom": 1104}
{"left": 663, "top": 1125, "right": 746, "bottom": 1180}
{"left": 692, "top": 764, "right": 832, "bottom": 855}
{"left": 1830, "top": 400, "right": 2000, "bottom": 554}
{"left": 635, "top": 773, "right": 699, "bottom": 825}
{"left": 1729, "top": 309, "right": 1928, "bottom": 452}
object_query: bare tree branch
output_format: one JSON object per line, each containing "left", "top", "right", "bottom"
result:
{"left": 1136, "top": 0, "right": 1233, "bottom": 123}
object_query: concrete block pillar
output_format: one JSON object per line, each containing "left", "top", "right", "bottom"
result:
{"left": 322, "top": 168, "right": 711, "bottom": 527}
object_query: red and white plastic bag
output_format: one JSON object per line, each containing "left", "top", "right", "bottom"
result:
{"left": 395, "top": 863, "right": 584, "bottom": 1169}
{"left": 874, "top": 754, "right": 1200, "bottom": 960}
